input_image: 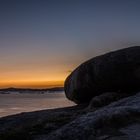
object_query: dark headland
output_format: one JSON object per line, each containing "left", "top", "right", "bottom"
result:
{"left": 0, "top": 87, "right": 64, "bottom": 94}
{"left": 1, "top": 46, "right": 140, "bottom": 140}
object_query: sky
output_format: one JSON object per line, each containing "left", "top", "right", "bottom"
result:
{"left": 0, "top": 0, "right": 140, "bottom": 88}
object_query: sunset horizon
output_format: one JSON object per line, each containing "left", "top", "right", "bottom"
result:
{"left": 0, "top": 80, "right": 64, "bottom": 89}
{"left": 1, "top": 0, "right": 140, "bottom": 90}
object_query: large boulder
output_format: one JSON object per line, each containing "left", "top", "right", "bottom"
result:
{"left": 64, "top": 46, "right": 140, "bottom": 104}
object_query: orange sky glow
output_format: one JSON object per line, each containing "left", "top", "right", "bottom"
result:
{"left": 0, "top": 70, "right": 70, "bottom": 88}
{"left": 0, "top": 62, "right": 77, "bottom": 89}
{"left": 0, "top": 80, "right": 64, "bottom": 89}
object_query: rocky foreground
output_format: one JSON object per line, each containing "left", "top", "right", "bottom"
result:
{"left": 0, "top": 92, "right": 140, "bottom": 140}
{"left": 1, "top": 46, "right": 140, "bottom": 140}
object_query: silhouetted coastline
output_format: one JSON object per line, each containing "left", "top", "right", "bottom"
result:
{"left": 0, "top": 87, "right": 64, "bottom": 94}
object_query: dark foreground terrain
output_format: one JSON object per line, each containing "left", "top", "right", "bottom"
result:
{"left": 0, "top": 91, "right": 140, "bottom": 140}
{"left": 0, "top": 104, "right": 86, "bottom": 140}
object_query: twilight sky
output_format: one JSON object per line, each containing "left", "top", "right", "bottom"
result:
{"left": 0, "top": 0, "right": 140, "bottom": 88}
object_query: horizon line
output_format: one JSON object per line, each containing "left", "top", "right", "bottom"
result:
{"left": 0, "top": 80, "right": 65, "bottom": 89}
{"left": 0, "top": 86, "right": 64, "bottom": 90}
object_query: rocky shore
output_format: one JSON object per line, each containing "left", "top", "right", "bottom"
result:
{"left": 1, "top": 46, "right": 140, "bottom": 140}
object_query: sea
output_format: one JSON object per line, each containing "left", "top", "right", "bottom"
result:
{"left": 0, "top": 91, "right": 75, "bottom": 118}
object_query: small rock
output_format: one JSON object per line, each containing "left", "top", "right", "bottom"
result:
{"left": 88, "top": 92, "right": 130, "bottom": 109}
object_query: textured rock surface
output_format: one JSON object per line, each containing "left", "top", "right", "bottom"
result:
{"left": 87, "top": 92, "right": 131, "bottom": 109}
{"left": 0, "top": 92, "right": 140, "bottom": 140}
{"left": 65, "top": 46, "right": 140, "bottom": 104}
{"left": 45, "top": 92, "right": 140, "bottom": 140}
{"left": 0, "top": 105, "right": 86, "bottom": 140}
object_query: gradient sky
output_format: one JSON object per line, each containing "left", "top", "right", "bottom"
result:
{"left": 0, "top": 0, "right": 140, "bottom": 88}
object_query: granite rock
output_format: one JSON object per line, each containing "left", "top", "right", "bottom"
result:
{"left": 65, "top": 46, "right": 140, "bottom": 104}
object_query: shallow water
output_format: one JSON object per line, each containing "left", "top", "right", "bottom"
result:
{"left": 0, "top": 92, "right": 75, "bottom": 117}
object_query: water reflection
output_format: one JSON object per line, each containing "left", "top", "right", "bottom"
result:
{"left": 0, "top": 92, "right": 75, "bottom": 117}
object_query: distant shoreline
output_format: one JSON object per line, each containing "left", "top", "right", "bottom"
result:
{"left": 0, "top": 87, "right": 64, "bottom": 94}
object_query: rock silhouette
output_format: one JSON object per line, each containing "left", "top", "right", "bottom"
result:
{"left": 65, "top": 46, "right": 140, "bottom": 104}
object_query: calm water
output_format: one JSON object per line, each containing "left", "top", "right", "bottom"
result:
{"left": 0, "top": 92, "right": 75, "bottom": 117}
